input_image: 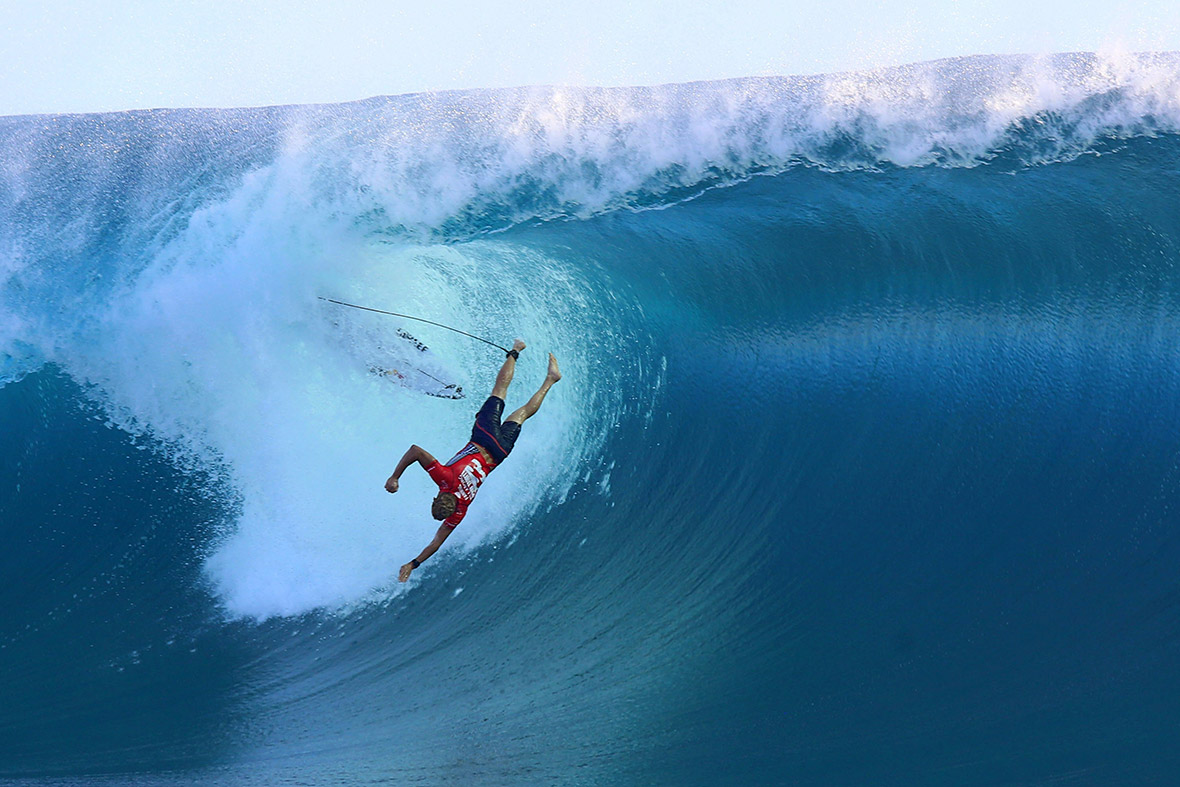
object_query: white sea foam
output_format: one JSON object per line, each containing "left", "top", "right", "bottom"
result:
{"left": 93, "top": 217, "right": 621, "bottom": 618}
{"left": 6, "top": 135, "right": 631, "bottom": 618}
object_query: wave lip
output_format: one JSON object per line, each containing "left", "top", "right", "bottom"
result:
{"left": 250, "top": 51, "right": 1180, "bottom": 239}
{"left": 4, "top": 52, "right": 1180, "bottom": 248}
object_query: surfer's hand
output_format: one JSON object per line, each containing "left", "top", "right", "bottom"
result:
{"left": 385, "top": 476, "right": 399, "bottom": 493}
{"left": 398, "top": 562, "right": 414, "bottom": 582}
{"left": 512, "top": 338, "right": 526, "bottom": 353}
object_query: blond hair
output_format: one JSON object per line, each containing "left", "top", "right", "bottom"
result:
{"left": 432, "top": 493, "right": 457, "bottom": 520}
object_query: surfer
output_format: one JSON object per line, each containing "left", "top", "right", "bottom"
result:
{"left": 386, "top": 340, "right": 562, "bottom": 581}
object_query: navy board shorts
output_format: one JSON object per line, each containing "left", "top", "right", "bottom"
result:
{"left": 470, "top": 396, "right": 520, "bottom": 465}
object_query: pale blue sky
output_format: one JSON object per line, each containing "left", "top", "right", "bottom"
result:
{"left": 2, "top": 0, "right": 1179, "bottom": 115}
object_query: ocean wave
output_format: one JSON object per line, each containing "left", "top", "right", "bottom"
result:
{"left": 6, "top": 54, "right": 1180, "bottom": 781}
{"left": 2, "top": 51, "right": 1180, "bottom": 621}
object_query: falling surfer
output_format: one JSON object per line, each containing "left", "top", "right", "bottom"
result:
{"left": 385, "top": 340, "right": 562, "bottom": 581}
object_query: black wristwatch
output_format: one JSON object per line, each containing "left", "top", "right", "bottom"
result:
{"left": 410, "top": 559, "right": 421, "bottom": 569}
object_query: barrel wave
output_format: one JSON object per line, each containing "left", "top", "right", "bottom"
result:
{"left": 4, "top": 53, "right": 1180, "bottom": 784}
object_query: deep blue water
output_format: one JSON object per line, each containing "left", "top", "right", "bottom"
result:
{"left": 4, "top": 53, "right": 1180, "bottom": 784}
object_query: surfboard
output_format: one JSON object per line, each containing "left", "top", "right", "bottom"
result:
{"left": 368, "top": 328, "right": 465, "bottom": 400}
{"left": 329, "top": 301, "right": 466, "bottom": 400}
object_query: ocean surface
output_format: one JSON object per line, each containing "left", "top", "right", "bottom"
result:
{"left": 4, "top": 52, "right": 1180, "bottom": 784}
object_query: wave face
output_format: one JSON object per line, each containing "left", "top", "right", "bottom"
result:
{"left": 5, "top": 52, "right": 1180, "bottom": 783}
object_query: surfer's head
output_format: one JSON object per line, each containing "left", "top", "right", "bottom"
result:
{"left": 432, "top": 492, "right": 457, "bottom": 521}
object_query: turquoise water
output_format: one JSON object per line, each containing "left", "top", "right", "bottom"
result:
{"left": 4, "top": 53, "right": 1180, "bottom": 784}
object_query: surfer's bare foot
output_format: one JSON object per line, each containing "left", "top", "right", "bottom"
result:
{"left": 513, "top": 338, "right": 526, "bottom": 353}
{"left": 547, "top": 353, "right": 561, "bottom": 383}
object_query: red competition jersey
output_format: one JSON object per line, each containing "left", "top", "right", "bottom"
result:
{"left": 427, "top": 443, "right": 496, "bottom": 527}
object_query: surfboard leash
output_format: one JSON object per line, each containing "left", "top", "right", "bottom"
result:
{"left": 318, "top": 296, "right": 512, "bottom": 354}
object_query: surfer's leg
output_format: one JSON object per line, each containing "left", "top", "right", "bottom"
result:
{"left": 507, "top": 354, "right": 561, "bottom": 425}
{"left": 491, "top": 339, "right": 526, "bottom": 399}
{"left": 491, "top": 355, "right": 515, "bottom": 400}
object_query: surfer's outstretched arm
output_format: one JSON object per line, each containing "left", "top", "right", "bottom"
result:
{"left": 386, "top": 444, "right": 438, "bottom": 493}
{"left": 399, "top": 524, "right": 453, "bottom": 581}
